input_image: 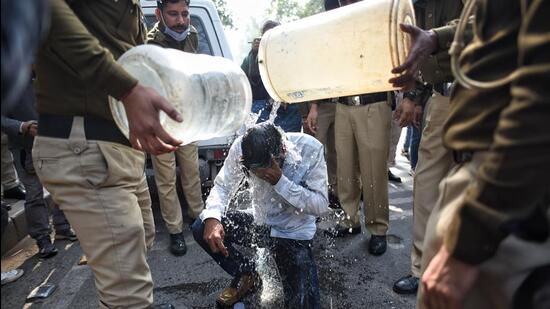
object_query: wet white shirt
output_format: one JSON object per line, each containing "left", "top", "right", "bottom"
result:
{"left": 200, "top": 133, "right": 329, "bottom": 240}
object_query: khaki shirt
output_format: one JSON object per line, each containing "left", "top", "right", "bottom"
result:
{"left": 443, "top": 0, "right": 550, "bottom": 265}
{"left": 416, "top": 0, "right": 465, "bottom": 84}
{"left": 147, "top": 22, "right": 198, "bottom": 53}
{"left": 34, "top": 0, "right": 147, "bottom": 121}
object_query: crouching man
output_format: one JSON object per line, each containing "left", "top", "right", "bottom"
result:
{"left": 192, "top": 123, "right": 329, "bottom": 308}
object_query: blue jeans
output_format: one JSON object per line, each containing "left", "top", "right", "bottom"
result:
{"left": 403, "top": 126, "right": 413, "bottom": 151}
{"left": 252, "top": 99, "right": 302, "bottom": 133}
{"left": 192, "top": 212, "right": 320, "bottom": 308}
{"left": 409, "top": 125, "right": 421, "bottom": 170}
{"left": 403, "top": 126, "right": 421, "bottom": 170}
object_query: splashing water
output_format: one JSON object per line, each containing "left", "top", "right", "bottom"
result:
{"left": 224, "top": 100, "right": 316, "bottom": 306}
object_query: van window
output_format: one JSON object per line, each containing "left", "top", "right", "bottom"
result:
{"left": 191, "top": 16, "right": 213, "bottom": 56}
{"left": 143, "top": 15, "right": 213, "bottom": 56}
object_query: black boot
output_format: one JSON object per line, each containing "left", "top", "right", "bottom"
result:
{"left": 37, "top": 235, "right": 58, "bottom": 259}
{"left": 169, "top": 233, "right": 187, "bottom": 256}
{"left": 3, "top": 185, "right": 26, "bottom": 200}
{"left": 368, "top": 235, "right": 387, "bottom": 255}
{"left": 393, "top": 275, "right": 419, "bottom": 294}
{"left": 388, "top": 170, "right": 402, "bottom": 183}
{"left": 55, "top": 228, "right": 78, "bottom": 241}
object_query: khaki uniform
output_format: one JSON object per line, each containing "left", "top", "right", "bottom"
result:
{"left": 336, "top": 96, "right": 392, "bottom": 235}
{"left": 408, "top": 0, "right": 464, "bottom": 277}
{"left": 314, "top": 101, "right": 338, "bottom": 196}
{"left": 147, "top": 23, "right": 204, "bottom": 231}
{"left": 419, "top": 0, "right": 550, "bottom": 308}
{"left": 33, "top": 0, "right": 155, "bottom": 307}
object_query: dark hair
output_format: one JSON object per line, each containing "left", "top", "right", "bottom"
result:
{"left": 261, "top": 20, "right": 280, "bottom": 35}
{"left": 241, "top": 123, "right": 282, "bottom": 170}
{"left": 324, "top": 0, "right": 340, "bottom": 11}
{"left": 157, "top": 0, "right": 190, "bottom": 10}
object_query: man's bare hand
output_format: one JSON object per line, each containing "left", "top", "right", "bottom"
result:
{"left": 394, "top": 97, "right": 415, "bottom": 127}
{"left": 389, "top": 24, "right": 438, "bottom": 90}
{"left": 253, "top": 157, "right": 282, "bottom": 185}
{"left": 306, "top": 103, "right": 319, "bottom": 134}
{"left": 422, "top": 246, "right": 479, "bottom": 309}
{"left": 203, "top": 218, "right": 228, "bottom": 257}
{"left": 121, "top": 83, "right": 183, "bottom": 155}
{"left": 22, "top": 120, "right": 38, "bottom": 137}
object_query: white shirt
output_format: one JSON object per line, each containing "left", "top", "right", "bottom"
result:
{"left": 200, "top": 133, "right": 329, "bottom": 240}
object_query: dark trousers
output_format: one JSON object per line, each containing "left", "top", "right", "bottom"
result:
{"left": 252, "top": 99, "right": 302, "bottom": 133}
{"left": 11, "top": 147, "right": 69, "bottom": 239}
{"left": 404, "top": 125, "right": 422, "bottom": 170}
{"left": 192, "top": 212, "right": 320, "bottom": 308}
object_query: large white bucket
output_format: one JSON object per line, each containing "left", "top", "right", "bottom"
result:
{"left": 109, "top": 45, "right": 252, "bottom": 145}
{"left": 258, "top": 0, "right": 415, "bottom": 103}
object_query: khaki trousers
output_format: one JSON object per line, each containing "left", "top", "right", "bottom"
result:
{"left": 335, "top": 102, "right": 391, "bottom": 235}
{"left": 1, "top": 131, "right": 19, "bottom": 193}
{"left": 410, "top": 94, "right": 454, "bottom": 276}
{"left": 315, "top": 103, "right": 338, "bottom": 195}
{"left": 387, "top": 116, "right": 402, "bottom": 166}
{"left": 417, "top": 152, "right": 550, "bottom": 309}
{"left": 151, "top": 143, "right": 203, "bottom": 234}
{"left": 33, "top": 117, "right": 155, "bottom": 309}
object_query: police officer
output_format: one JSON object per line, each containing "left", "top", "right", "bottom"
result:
{"left": 324, "top": 0, "right": 415, "bottom": 257}
{"left": 392, "top": 0, "right": 550, "bottom": 308}
{"left": 33, "top": 0, "right": 182, "bottom": 308}
{"left": 147, "top": 0, "right": 204, "bottom": 256}
{"left": 391, "top": 0, "right": 465, "bottom": 295}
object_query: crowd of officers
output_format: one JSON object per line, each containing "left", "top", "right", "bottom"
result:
{"left": 1, "top": 0, "right": 549, "bottom": 308}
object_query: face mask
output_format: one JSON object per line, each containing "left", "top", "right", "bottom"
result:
{"left": 160, "top": 13, "right": 190, "bottom": 42}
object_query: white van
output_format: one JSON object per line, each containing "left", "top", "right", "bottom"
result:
{"left": 140, "top": 0, "right": 237, "bottom": 192}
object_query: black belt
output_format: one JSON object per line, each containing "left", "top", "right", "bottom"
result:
{"left": 38, "top": 114, "right": 131, "bottom": 147}
{"left": 338, "top": 92, "right": 388, "bottom": 106}
{"left": 453, "top": 150, "right": 473, "bottom": 164}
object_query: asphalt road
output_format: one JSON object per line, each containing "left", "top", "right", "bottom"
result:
{"left": 1, "top": 144, "right": 417, "bottom": 309}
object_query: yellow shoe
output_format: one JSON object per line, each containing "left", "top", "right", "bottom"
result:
{"left": 216, "top": 272, "right": 261, "bottom": 307}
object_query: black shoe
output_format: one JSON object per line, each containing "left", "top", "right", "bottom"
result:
{"left": 55, "top": 229, "right": 78, "bottom": 241}
{"left": 152, "top": 304, "right": 175, "bottom": 309}
{"left": 393, "top": 275, "right": 419, "bottom": 294}
{"left": 37, "top": 236, "right": 58, "bottom": 259}
{"left": 324, "top": 225, "right": 361, "bottom": 238}
{"left": 368, "top": 235, "right": 387, "bottom": 255}
{"left": 169, "top": 233, "right": 187, "bottom": 256}
{"left": 3, "top": 185, "right": 26, "bottom": 200}
{"left": 388, "top": 170, "right": 402, "bottom": 183}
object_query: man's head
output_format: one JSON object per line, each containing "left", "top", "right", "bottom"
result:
{"left": 261, "top": 20, "right": 280, "bottom": 36}
{"left": 156, "top": 0, "right": 190, "bottom": 33}
{"left": 241, "top": 123, "right": 284, "bottom": 172}
{"left": 250, "top": 20, "right": 280, "bottom": 53}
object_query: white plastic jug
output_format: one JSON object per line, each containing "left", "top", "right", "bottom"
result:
{"left": 258, "top": 0, "right": 415, "bottom": 103}
{"left": 109, "top": 45, "right": 252, "bottom": 145}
